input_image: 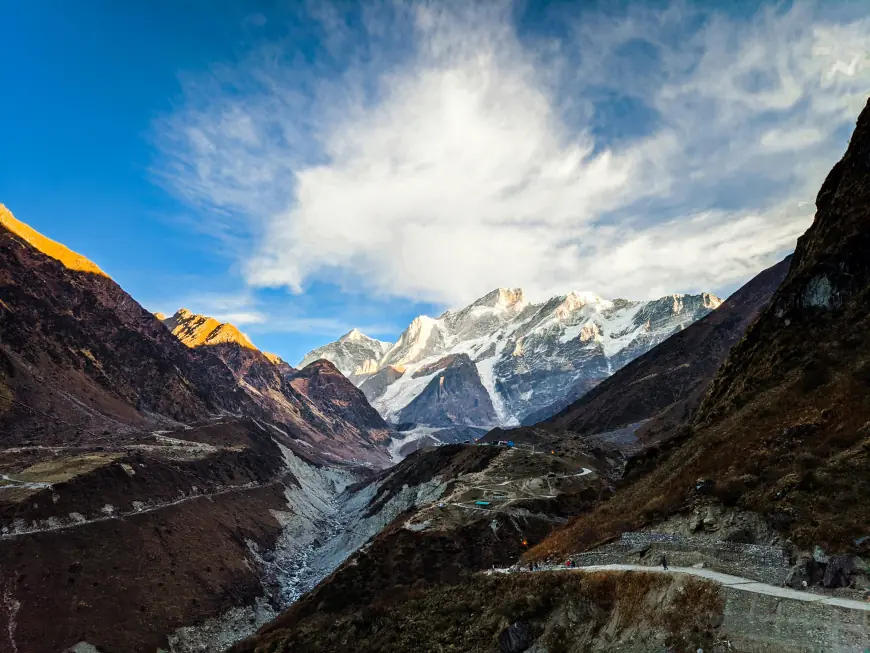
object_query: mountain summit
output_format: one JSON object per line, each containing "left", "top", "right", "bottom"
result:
{"left": 160, "top": 308, "right": 287, "bottom": 366}
{"left": 300, "top": 287, "right": 722, "bottom": 430}
{"left": 298, "top": 328, "right": 392, "bottom": 382}
{"left": 162, "top": 308, "right": 257, "bottom": 350}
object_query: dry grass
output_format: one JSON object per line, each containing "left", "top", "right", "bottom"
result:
{"left": 14, "top": 452, "right": 120, "bottom": 483}
{"left": 235, "top": 571, "right": 723, "bottom": 653}
{"left": 529, "top": 351, "right": 870, "bottom": 560}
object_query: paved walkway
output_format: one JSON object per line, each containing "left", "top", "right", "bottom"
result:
{"left": 493, "top": 563, "right": 870, "bottom": 612}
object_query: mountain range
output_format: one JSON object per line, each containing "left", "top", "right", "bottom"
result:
{"left": 3, "top": 96, "right": 868, "bottom": 653}
{"left": 0, "top": 204, "right": 391, "bottom": 467}
{"left": 233, "top": 96, "right": 870, "bottom": 653}
{"left": 299, "top": 287, "right": 722, "bottom": 430}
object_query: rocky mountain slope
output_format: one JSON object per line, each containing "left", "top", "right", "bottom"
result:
{"left": 300, "top": 288, "right": 721, "bottom": 431}
{"left": 531, "top": 96, "right": 870, "bottom": 559}
{"left": 500, "top": 255, "right": 791, "bottom": 444}
{"left": 0, "top": 204, "right": 251, "bottom": 443}
{"left": 0, "top": 205, "right": 399, "bottom": 651}
{"left": 395, "top": 353, "right": 497, "bottom": 427}
{"left": 160, "top": 309, "right": 392, "bottom": 466}
{"left": 231, "top": 441, "right": 623, "bottom": 653}
{"left": 0, "top": 205, "right": 390, "bottom": 466}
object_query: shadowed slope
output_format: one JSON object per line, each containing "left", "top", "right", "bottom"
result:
{"left": 531, "top": 96, "right": 870, "bottom": 557}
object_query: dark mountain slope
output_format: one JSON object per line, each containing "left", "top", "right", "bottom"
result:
{"left": 532, "top": 96, "right": 870, "bottom": 557}
{"left": 0, "top": 205, "right": 390, "bottom": 465}
{"left": 162, "top": 311, "right": 393, "bottom": 465}
{"left": 0, "top": 205, "right": 251, "bottom": 443}
{"left": 396, "top": 353, "right": 497, "bottom": 427}
{"left": 542, "top": 255, "right": 791, "bottom": 441}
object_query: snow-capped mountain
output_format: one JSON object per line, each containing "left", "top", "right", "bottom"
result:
{"left": 299, "top": 287, "right": 722, "bottom": 428}
{"left": 298, "top": 328, "right": 392, "bottom": 383}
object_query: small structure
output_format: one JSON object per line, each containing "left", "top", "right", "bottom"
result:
{"left": 694, "top": 478, "right": 715, "bottom": 494}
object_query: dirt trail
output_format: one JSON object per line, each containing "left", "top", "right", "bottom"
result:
{"left": 494, "top": 563, "right": 870, "bottom": 612}
{"left": 0, "top": 478, "right": 281, "bottom": 540}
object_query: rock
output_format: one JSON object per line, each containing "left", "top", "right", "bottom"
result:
{"left": 813, "top": 546, "right": 829, "bottom": 564}
{"left": 692, "top": 562, "right": 706, "bottom": 569}
{"left": 498, "top": 621, "right": 534, "bottom": 653}
{"left": 689, "top": 515, "right": 703, "bottom": 533}
{"left": 785, "top": 553, "right": 818, "bottom": 589}
{"left": 721, "top": 527, "right": 754, "bottom": 544}
{"left": 823, "top": 555, "right": 856, "bottom": 588}
{"left": 627, "top": 545, "right": 650, "bottom": 556}
{"left": 703, "top": 508, "right": 719, "bottom": 530}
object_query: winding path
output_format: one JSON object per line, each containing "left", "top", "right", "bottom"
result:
{"left": 493, "top": 563, "right": 870, "bottom": 612}
{"left": 0, "top": 479, "right": 280, "bottom": 540}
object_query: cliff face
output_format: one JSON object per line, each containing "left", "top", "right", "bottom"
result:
{"left": 536, "top": 256, "right": 792, "bottom": 441}
{"left": 396, "top": 354, "right": 498, "bottom": 427}
{"left": 531, "top": 96, "right": 870, "bottom": 556}
{"left": 698, "top": 96, "right": 870, "bottom": 425}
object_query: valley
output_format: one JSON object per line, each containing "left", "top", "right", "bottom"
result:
{"left": 0, "top": 63, "right": 868, "bottom": 653}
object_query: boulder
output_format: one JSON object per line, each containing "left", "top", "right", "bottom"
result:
{"left": 784, "top": 553, "right": 819, "bottom": 589}
{"left": 721, "top": 527, "right": 754, "bottom": 544}
{"left": 498, "top": 621, "right": 534, "bottom": 653}
{"left": 823, "top": 555, "right": 856, "bottom": 589}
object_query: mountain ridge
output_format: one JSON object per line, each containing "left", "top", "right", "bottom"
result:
{"left": 0, "top": 205, "right": 391, "bottom": 466}
{"left": 531, "top": 95, "right": 870, "bottom": 558}
{"left": 300, "top": 287, "right": 723, "bottom": 430}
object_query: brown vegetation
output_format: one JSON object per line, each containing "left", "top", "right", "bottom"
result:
{"left": 530, "top": 96, "right": 870, "bottom": 559}
{"left": 232, "top": 571, "right": 723, "bottom": 653}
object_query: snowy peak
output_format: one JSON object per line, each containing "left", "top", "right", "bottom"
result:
{"left": 470, "top": 287, "right": 527, "bottom": 312}
{"left": 381, "top": 315, "right": 447, "bottom": 368}
{"left": 301, "top": 286, "right": 722, "bottom": 431}
{"left": 340, "top": 328, "right": 372, "bottom": 343}
{"left": 298, "top": 328, "right": 393, "bottom": 379}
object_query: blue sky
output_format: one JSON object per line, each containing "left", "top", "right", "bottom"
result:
{"left": 2, "top": 1, "right": 869, "bottom": 364}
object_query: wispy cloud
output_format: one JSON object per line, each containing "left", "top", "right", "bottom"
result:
{"left": 154, "top": 290, "right": 398, "bottom": 336}
{"left": 154, "top": 0, "right": 870, "bottom": 306}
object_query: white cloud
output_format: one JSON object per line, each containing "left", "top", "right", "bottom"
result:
{"left": 154, "top": 1, "right": 870, "bottom": 306}
{"left": 218, "top": 311, "right": 267, "bottom": 326}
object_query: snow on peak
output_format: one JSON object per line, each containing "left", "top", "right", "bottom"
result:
{"left": 704, "top": 293, "right": 724, "bottom": 310}
{"left": 341, "top": 328, "right": 367, "bottom": 342}
{"left": 303, "top": 286, "right": 721, "bottom": 430}
{"left": 472, "top": 288, "right": 527, "bottom": 312}
{"left": 566, "top": 291, "right": 607, "bottom": 305}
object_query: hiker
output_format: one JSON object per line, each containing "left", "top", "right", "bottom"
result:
{"left": 661, "top": 554, "right": 668, "bottom": 571}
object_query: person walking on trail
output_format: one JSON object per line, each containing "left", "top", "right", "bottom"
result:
{"left": 661, "top": 554, "right": 668, "bottom": 571}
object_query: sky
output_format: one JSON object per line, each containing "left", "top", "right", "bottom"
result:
{"left": 2, "top": 0, "right": 869, "bottom": 365}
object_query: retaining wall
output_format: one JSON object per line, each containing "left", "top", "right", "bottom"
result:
{"left": 570, "top": 533, "right": 791, "bottom": 585}
{"left": 722, "top": 587, "right": 870, "bottom": 652}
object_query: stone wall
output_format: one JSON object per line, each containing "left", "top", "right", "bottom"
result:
{"left": 721, "top": 587, "right": 870, "bottom": 652}
{"left": 619, "top": 532, "right": 789, "bottom": 567}
{"left": 569, "top": 532, "right": 792, "bottom": 585}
